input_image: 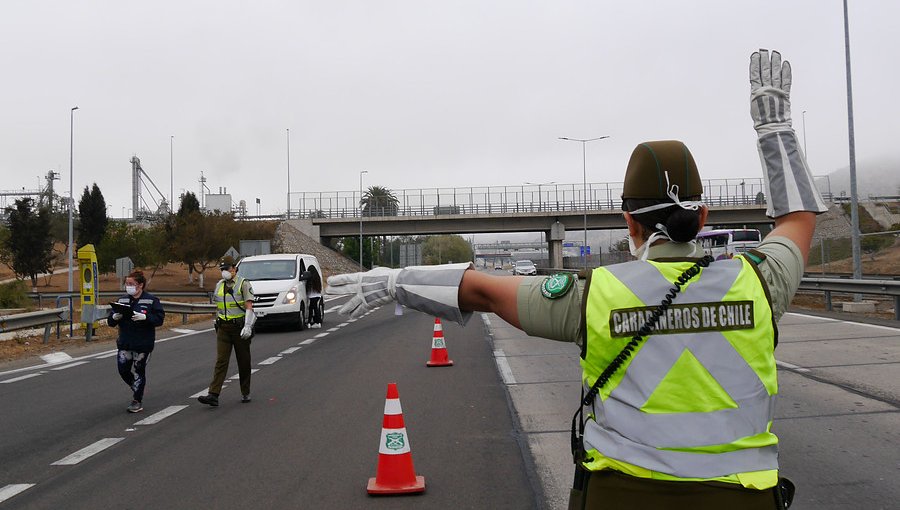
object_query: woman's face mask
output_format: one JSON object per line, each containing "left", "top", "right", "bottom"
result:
{"left": 221, "top": 270, "right": 233, "bottom": 281}
{"left": 125, "top": 284, "right": 138, "bottom": 296}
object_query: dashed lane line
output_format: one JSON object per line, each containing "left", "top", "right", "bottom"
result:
{"left": 95, "top": 351, "right": 119, "bottom": 359}
{"left": 280, "top": 347, "right": 302, "bottom": 355}
{"left": 300, "top": 339, "right": 316, "bottom": 345}
{"left": 258, "top": 357, "right": 281, "bottom": 365}
{"left": 51, "top": 438, "right": 124, "bottom": 465}
{"left": 50, "top": 361, "right": 90, "bottom": 370}
{"left": 1, "top": 373, "right": 43, "bottom": 384}
{"left": 134, "top": 405, "right": 188, "bottom": 426}
{"left": 326, "top": 327, "right": 340, "bottom": 332}
{"left": 0, "top": 484, "right": 35, "bottom": 504}
{"left": 314, "top": 332, "right": 329, "bottom": 338}
{"left": 776, "top": 360, "right": 811, "bottom": 373}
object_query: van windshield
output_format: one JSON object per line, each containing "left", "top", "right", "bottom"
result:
{"left": 238, "top": 260, "right": 296, "bottom": 281}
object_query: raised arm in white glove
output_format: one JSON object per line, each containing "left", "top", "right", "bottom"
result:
{"left": 131, "top": 312, "right": 147, "bottom": 321}
{"left": 750, "top": 49, "right": 827, "bottom": 218}
{"left": 326, "top": 263, "right": 474, "bottom": 324}
{"left": 240, "top": 309, "right": 256, "bottom": 339}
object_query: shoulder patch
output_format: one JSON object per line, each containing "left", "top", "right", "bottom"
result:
{"left": 540, "top": 273, "right": 575, "bottom": 299}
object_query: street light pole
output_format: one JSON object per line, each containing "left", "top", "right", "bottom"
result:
{"left": 68, "top": 106, "right": 79, "bottom": 294}
{"left": 169, "top": 135, "right": 174, "bottom": 213}
{"left": 286, "top": 128, "right": 291, "bottom": 219}
{"left": 558, "top": 135, "right": 609, "bottom": 268}
{"left": 842, "top": 0, "right": 862, "bottom": 283}
{"left": 359, "top": 170, "right": 368, "bottom": 270}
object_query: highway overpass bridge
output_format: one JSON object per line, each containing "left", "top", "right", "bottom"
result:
{"left": 289, "top": 178, "right": 781, "bottom": 268}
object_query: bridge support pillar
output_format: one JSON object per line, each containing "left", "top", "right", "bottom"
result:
{"left": 548, "top": 221, "right": 566, "bottom": 269}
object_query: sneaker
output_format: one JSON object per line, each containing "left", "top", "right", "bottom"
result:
{"left": 241, "top": 394, "right": 251, "bottom": 403}
{"left": 198, "top": 394, "right": 219, "bottom": 407}
{"left": 127, "top": 400, "right": 143, "bottom": 413}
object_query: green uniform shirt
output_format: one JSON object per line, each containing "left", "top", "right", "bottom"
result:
{"left": 517, "top": 236, "right": 803, "bottom": 346}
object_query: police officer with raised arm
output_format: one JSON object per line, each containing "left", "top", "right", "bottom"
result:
{"left": 327, "top": 49, "right": 823, "bottom": 509}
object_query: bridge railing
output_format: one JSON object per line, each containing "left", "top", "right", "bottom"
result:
{"left": 295, "top": 177, "right": 782, "bottom": 219}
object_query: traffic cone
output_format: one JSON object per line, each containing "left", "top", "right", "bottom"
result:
{"left": 426, "top": 317, "right": 453, "bottom": 367}
{"left": 367, "top": 383, "right": 426, "bottom": 495}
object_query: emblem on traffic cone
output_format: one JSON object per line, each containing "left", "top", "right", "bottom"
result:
{"left": 367, "top": 383, "right": 426, "bottom": 495}
{"left": 426, "top": 317, "right": 453, "bottom": 367}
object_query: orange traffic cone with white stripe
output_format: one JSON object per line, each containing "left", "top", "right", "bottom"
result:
{"left": 426, "top": 317, "right": 453, "bottom": 367}
{"left": 367, "top": 383, "right": 426, "bottom": 495}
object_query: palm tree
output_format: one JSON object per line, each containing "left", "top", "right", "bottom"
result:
{"left": 361, "top": 186, "right": 399, "bottom": 217}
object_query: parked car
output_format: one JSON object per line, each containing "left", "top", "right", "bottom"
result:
{"left": 512, "top": 259, "right": 537, "bottom": 276}
{"left": 236, "top": 253, "right": 324, "bottom": 330}
{"left": 494, "top": 262, "right": 503, "bottom": 270}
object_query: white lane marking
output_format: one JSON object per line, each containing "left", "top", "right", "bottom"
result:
{"left": 0, "top": 328, "right": 214, "bottom": 378}
{"left": 227, "top": 368, "right": 260, "bottom": 381}
{"left": 95, "top": 350, "right": 119, "bottom": 359}
{"left": 50, "top": 361, "right": 90, "bottom": 370}
{"left": 785, "top": 312, "right": 900, "bottom": 332}
{"left": 300, "top": 339, "right": 316, "bottom": 345}
{"left": 776, "top": 360, "right": 810, "bottom": 373}
{"left": 258, "top": 357, "right": 281, "bottom": 365}
{"left": 1, "top": 373, "right": 42, "bottom": 384}
{"left": 326, "top": 327, "right": 339, "bottom": 332}
{"left": 337, "top": 323, "right": 349, "bottom": 328}
{"left": 314, "top": 332, "right": 329, "bottom": 339}
{"left": 326, "top": 305, "right": 342, "bottom": 312}
{"left": 190, "top": 388, "right": 210, "bottom": 398}
{"left": 51, "top": 438, "right": 124, "bottom": 465}
{"left": 280, "top": 347, "right": 302, "bottom": 355}
{"left": 493, "top": 349, "right": 517, "bottom": 385}
{"left": 0, "top": 484, "right": 36, "bottom": 503}
{"left": 347, "top": 318, "right": 357, "bottom": 323}
{"left": 40, "top": 352, "right": 73, "bottom": 364}
{"left": 171, "top": 328, "right": 195, "bottom": 334}
{"left": 481, "top": 313, "right": 492, "bottom": 328}
{"left": 134, "top": 405, "right": 188, "bottom": 425}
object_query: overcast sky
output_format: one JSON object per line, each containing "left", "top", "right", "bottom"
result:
{"left": 2, "top": 1, "right": 898, "bottom": 218}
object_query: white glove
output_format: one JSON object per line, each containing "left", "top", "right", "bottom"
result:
{"left": 132, "top": 312, "right": 147, "bottom": 321}
{"left": 112, "top": 312, "right": 123, "bottom": 321}
{"left": 327, "top": 263, "right": 474, "bottom": 323}
{"left": 240, "top": 309, "right": 256, "bottom": 339}
{"left": 750, "top": 49, "right": 827, "bottom": 217}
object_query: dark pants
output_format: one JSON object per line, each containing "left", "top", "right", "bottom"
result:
{"left": 309, "top": 297, "right": 322, "bottom": 324}
{"left": 117, "top": 350, "right": 151, "bottom": 402}
{"left": 208, "top": 320, "right": 251, "bottom": 396}
{"left": 570, "top": 469, "right": 780, "bottom": 510}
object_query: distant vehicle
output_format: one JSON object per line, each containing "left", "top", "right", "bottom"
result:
{"left": 696, "top": 228, "right": 761, "bottom": 260}
{"left": 494, "top": 262, "right": 503, "bottom": 270}
{"left": 513, "top": 259, "right": 538, "bottom": 276}
{"left": 236, "top": 253, "right": 324, "bottom": 330}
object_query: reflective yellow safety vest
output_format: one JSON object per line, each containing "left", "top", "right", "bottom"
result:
{"left": 581, "top": 256, "right": 779, "bottom": 490}
{"left": 214, "top": 277, "right": 247, "bottom": 320}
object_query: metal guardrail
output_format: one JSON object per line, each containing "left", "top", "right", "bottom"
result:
{"left": 0, "top": 300, "right": 216, "bottom": 344}
{"left": 27, "top": 291, "right": 212, "bottom": 309}
{"left": 798, "top": 277, "right": 900, "bottom": 321}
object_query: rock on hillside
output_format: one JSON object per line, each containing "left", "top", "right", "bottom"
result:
{"left": 275, "top": 221, "right": 360, "bottom": 279}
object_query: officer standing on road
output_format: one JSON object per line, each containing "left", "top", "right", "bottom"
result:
{"left": 327, "top": 49, "right": 823, "bottom": 508}
{"left": 198, "top": 255, "right": 256, "bottom": 406}
{"left": 107, "top": 269, "right": 165, "bottom": 413}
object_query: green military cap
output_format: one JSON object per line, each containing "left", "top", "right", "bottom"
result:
{"left": 219, "top": 255, "right": 237, "bottom": 269}
{"left": 622, "top": 140, "right": 703, "bottom": 200}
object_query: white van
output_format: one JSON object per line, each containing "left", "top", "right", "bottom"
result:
{"left": 236, "top": 253, "right": 324, "bottom": 330}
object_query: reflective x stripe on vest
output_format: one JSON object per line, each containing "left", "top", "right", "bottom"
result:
{"left": 582, "top": 256, "right": 778, "bottom": 482}
{"left": 214, "top": 277, "right": 246, "bottom": 320}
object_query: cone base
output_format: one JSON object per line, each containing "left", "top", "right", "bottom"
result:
{"left": 367, "top": 475, "right": 426, "bottom": 495}
{"left": 426, "top": 359, "right": 453, "bottom": 367}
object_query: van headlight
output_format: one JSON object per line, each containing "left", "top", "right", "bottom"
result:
{"left": 283, "top": 286, "right": 298, "bottom": 304}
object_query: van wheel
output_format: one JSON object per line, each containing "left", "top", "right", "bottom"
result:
{"left": 297, "top": 306, "right": 307, "bottom": 331}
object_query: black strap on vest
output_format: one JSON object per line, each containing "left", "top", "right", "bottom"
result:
{"left": 570, "top": 255, "right": 714, "bottom": 461}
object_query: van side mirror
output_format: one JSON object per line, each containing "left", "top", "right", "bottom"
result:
{"left": 298, "top": 271, "right": 312, "bottom": 282}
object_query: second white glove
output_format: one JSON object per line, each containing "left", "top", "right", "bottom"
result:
{"left": 111, "top": 312, "right": 123, "bottom": 321}
{"left": 240, "top": 309, "right": 256, "bottom": 339}
{"left": 132, "top": 312, "right": 147, "bottom": 321}
{"left": 327, "top": 267, "right": 401, "bottom": 319}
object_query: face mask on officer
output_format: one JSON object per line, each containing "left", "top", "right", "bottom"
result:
{"left": 221, "top": 270, "right": 233, "bottom": 281}
{"left": 125, "top": 285, "right": 138, "bottom": 296}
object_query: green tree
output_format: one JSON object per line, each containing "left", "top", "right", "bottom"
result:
{"left": 77, "top": 183, "right": 109, "bottom": 247}
{"left": 4, "top": 198, "right": 54, "bottom": 288}
{"left": 422, "top": 235, "right": 472, "bottom": 265}
{"left": 178, "top": 191, "right": 201, "bottom": 216}
{"left": 361, "top": 186, "right": 399, "bottom": 217}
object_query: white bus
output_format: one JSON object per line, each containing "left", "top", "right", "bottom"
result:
{"left": 696, "top": 228, "right": 761, "bottom": 260}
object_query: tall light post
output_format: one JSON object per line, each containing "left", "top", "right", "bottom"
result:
{"left": 169, "top": 135, "right": 174, "bottom": 213}
{"left": 68, "top": 106, "right": 79, "bottom": 294}
{"left": 359, "top": 170, "right": 368, "bottom": 270}
{"left": 286, "top": 128, "right": 291, "bottom": 219}
{"left": 842, "top": 0, "right": 862, "bottom": 283}
{"left": 558, "top": 135, "right": 609, "bottom": 268}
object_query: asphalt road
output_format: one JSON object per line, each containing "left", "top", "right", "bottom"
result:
{"left": 0, "top": 298, "right": 536, "bottom": 509}
{"left": 2, "top": 292, "right": 898, "bottom": 509}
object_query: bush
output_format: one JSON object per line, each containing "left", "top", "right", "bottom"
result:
{"left": 0, "top": 280, "right": 31, "bottom": 309}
